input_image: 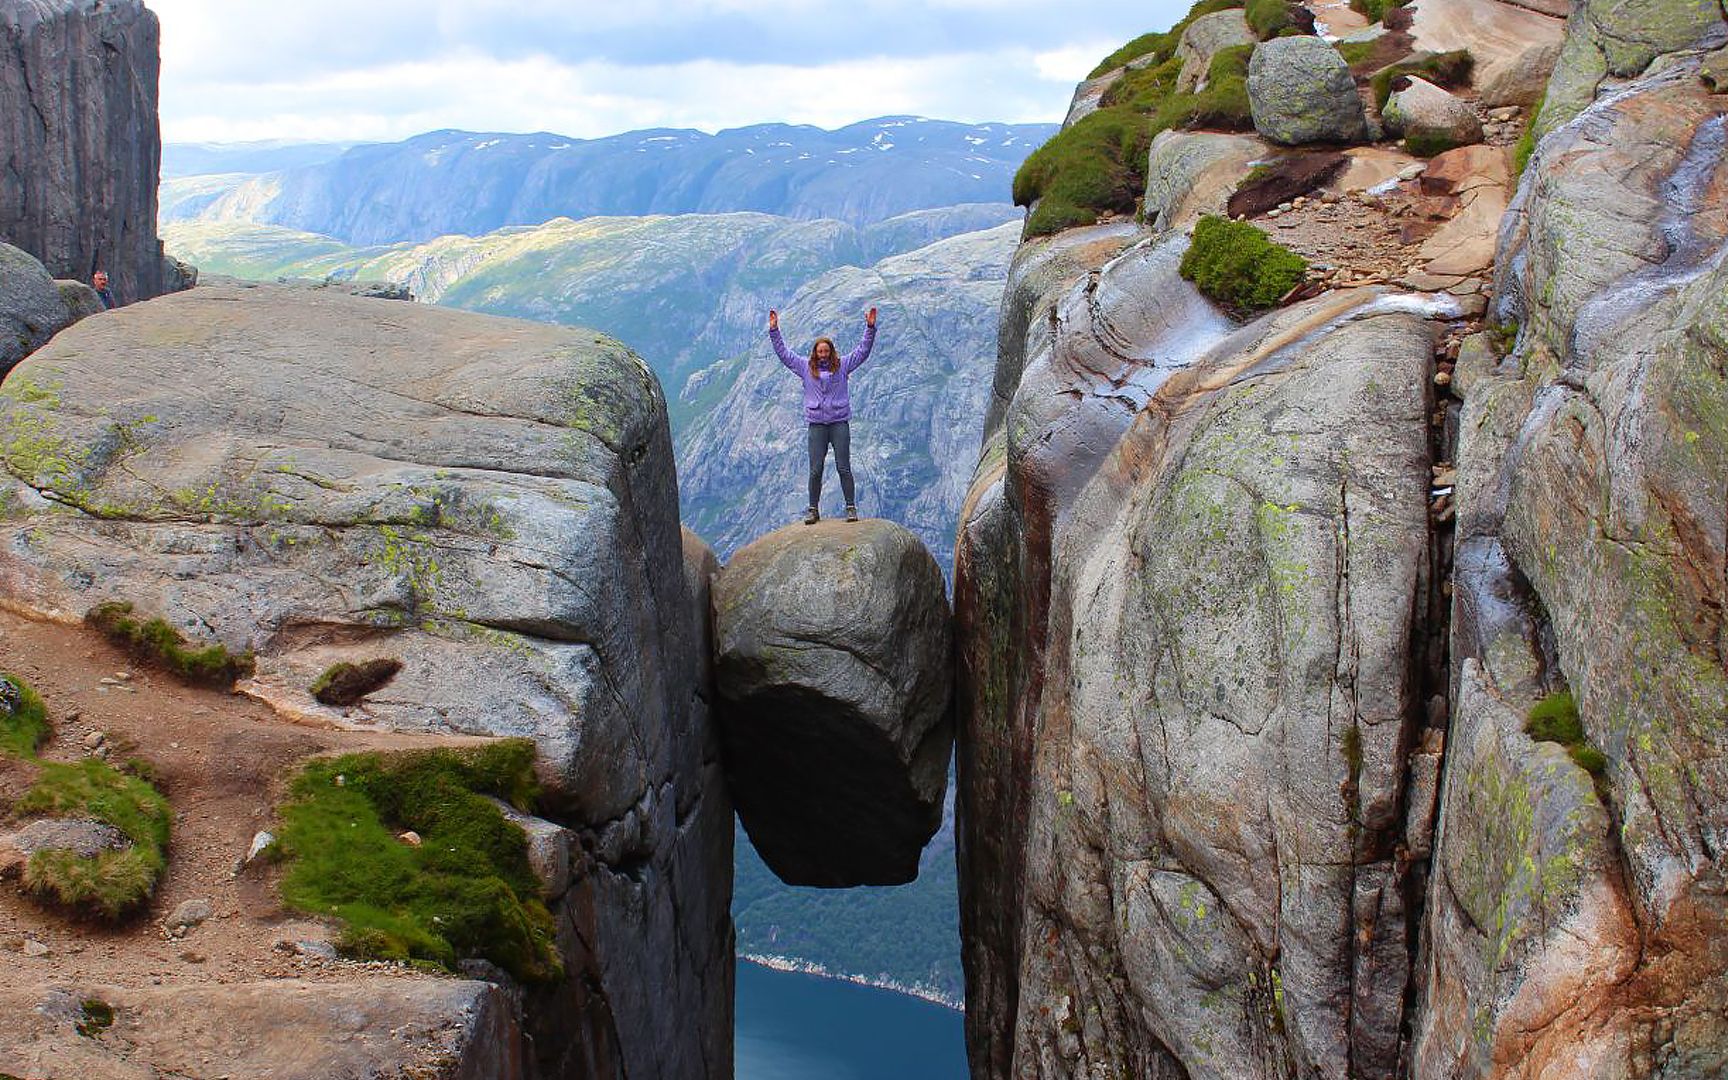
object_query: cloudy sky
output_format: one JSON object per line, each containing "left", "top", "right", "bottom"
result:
{"left": 151, "top": 0, "right": 1190, "bottom": 144}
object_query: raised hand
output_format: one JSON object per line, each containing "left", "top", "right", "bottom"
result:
{"left": 768, "top": 309, "right": 779, "bottom": 331}
{"left": 866, "top": 307, "right": 877, "bottom": 328}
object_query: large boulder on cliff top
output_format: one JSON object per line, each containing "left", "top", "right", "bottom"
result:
{"left": 0, "top": 242, "right": 79, "bottom": 375}
{"left": 713, "top": 518, "right": 953, "bottom": 887}
{"left": 0, "top": 280, "right": 732, "bottom": 1079}
{"left": 0, "top": 0, "right": 165, "bottom": 304}
{"left": 1248, "top": 36, "right": 1370, "bottom": 145}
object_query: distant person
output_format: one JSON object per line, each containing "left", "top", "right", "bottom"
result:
{"left": 768, "top": 306, "right": 877, "bottom": 524}
{"left": 92, "top": 270, "right": 115, "bottom": 310}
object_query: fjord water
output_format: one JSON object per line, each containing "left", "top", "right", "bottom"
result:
{"left": 735, "top": 960, "right": 968, "bottom": 1078}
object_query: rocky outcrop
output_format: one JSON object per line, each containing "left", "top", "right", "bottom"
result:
{"left": 1143, "top": 131, "right": 1265, "bottom": 232}
{"left": 0, "top": 282, "right": 732, "bottom": 1078}
{"left": 1248, "top": 36, "right": 1371, "bottom": 145}
{"left": 0, "top": 0, "right": 164, "bottom": 304}
{"left": 1175, "top": 10, "right": 1258, "bottom": 93}
{"left": 713, "top": 519, "right": 952, "bottom": 887}
{"left": 0, "top": 242, "right": 85, "bottom": 375}
{"left": 0, "top": 979, "right": 525, "bottom": 1079}
{"left": 1415, "top": 9, "right": 1728, "bottom": 1072}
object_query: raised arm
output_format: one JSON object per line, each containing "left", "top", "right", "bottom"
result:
{"left": 767, "top": 309, "right": 803, "bottom": 375}
{"left": 842, "top": 308, "right": 878, "bottom": 375}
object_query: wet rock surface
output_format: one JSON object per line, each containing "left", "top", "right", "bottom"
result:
{"left": 0, "top": 0, "right": 166, "bottom": 304}
{"left": 713, "top": 518, "right": 952, "bottom": 887}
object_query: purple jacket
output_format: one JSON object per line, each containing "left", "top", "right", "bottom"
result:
{"left": 771, "top": 322, "right": 876, "bottom": 424}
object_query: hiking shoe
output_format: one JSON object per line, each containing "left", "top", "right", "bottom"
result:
{"left": 845, "top": 505, "right": 859, "bottom": 522}
{"left": 803, "top": 507, "right": 819, "bottom": 525}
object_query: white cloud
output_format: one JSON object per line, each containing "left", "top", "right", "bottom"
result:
{"left": 150, "top": 0, "right": 1192, "bottom": 142}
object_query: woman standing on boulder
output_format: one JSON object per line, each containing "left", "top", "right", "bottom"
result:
{"left": 768, "top": 306, "right": 877, "bottom": 524}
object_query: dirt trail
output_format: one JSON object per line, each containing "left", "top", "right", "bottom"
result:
{"left": 0, "top": 610, "right": 487, "bottom": 989}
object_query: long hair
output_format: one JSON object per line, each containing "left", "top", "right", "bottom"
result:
{"left": 808, "top": 337, "right": 838, "bottom": 378}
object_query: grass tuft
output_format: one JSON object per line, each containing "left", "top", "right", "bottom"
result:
{"left": 1179, "top": 215, "right": 1309, "bottom": 311}
{"left": 1244, "top": 0, "right": 1297, "bottom": 38}
{"left": 276, "top": 739, "right": 561, "bottom": 983}
{"left": 17, "top": 757, "right": 172, "bottom": 919}
{"left": 1349, "top": 0, "right": 1405, "bottom": 20}
{"left": 1513, "top": 92, "right": 1544, "bottom": 178}
{"left": 86, "top": 601, "right": 255, "bottom": 687}
{"left": 310, "top": 658, "right": 404, "bottom": 707}
{"left": 0, "top": 673, "right": 49, "bottom": 757}
{"left": 1525, "top": 690, "right": 1607, "bottom": 777}
{"left": 1405, "top": 131, "right": 1464, "bottom": 158}
{"left": 1085, "top": 0, "right": 1245, "bottom": 78}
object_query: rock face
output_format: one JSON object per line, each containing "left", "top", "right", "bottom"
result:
{"left": 1406, "top": 0, "right": 1567, "bottom": 108}
{"left": 0, "top": 242, "right": 84, "bottom": 375}
{"left": 713, "top": 519, "right": 953, "bottom": 887}
{"left": 1248, "top": 36, "right": 1370, "bottom": 145}
{"left": 1143, "top": 131, "right": 1265, "bottom": 232}
{"left": 0, "top": 0, "right": 165, "bottom": 304}
{"left": 1175, "top": 9, "right": 1257, "bottom": 93}
{"left": 1415, "top": 11, "right": 1728, "bottom": 1073}
{"left": 0, "top": 282, "right": 732, "bottom": 1078}
{"left": 0, "top": 979, "right": 525, "bottom": 1080}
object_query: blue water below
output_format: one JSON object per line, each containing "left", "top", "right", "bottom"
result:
{"left": 735, "top": 960, "right": 969, "bottom": 1079}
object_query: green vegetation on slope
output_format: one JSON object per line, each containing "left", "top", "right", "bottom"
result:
{"left": 276, "top": 740, "right": 561, "bottom": 982}
{"left": 1525, "top": 690, "right": 1607, "bottom": 776}
{"left": 88, "top": 601, "right": 255, "bottom": 687}
{"left": 1513, "top": 93, "right": 1545, "bottom": 177}
{"left": 1, "top": 674, "right": 172, "bottom": 920}
{"left": 1179, "top": 215, "right": 1308, "bottom": 310}
{"left": 1017, "top": 9, "right": 1258, "bottom": 238}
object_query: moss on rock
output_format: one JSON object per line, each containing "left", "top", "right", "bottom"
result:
{"left": 1179, "top": 215, "right": 1308, "bottom": 310}
{"left": 310, "top": 658, "right": 404, "bottom": 707}
{"left": 87, "top": 601, "right": 255, "bottom": 687}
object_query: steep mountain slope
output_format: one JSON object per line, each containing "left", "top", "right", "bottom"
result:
{"left": 168, "top": 118, "right": 1054, "bottom": 245}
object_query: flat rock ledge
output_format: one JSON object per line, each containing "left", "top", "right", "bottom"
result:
{"left": 713, "top": 518, "right": 953, "bottom": 887}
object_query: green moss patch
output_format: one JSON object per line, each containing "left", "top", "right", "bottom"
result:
{"left": 1370, "top": 50, "right": 1475, "bottom": 108}
{"left": 1179, "top": 215, "right": 1309, "bottom": 311}
{"left": 75, "top": 999, "right": 115, "bottom": 1038}
{"left": 310, "top": 658, "right": 404, "bottom": 707}
{"left": 1525, "top": 690, "right": 1607, "bottom": 776}
{"left": 1513, "top": 93, "right": 1544, "bottom": 178}
{"left": 18, "top": 757, "right": 172, "bottom": 919}
{"left": 87, "top": 601, "right": 255, "bottom": 687}
{"left": 1019, "top": 35, "right": 1257, "bottom": 238}
{"left": 276, "top": 740, "right": 561, "bottom": 983}
{"left": 0, "top": 673, "right": 49, "bottom": 757}
{"left": 1405, "top": 130, "right": 1465, "bottom": 158}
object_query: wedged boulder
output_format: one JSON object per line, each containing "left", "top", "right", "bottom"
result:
{"left": 0, "top": 281, "right": 732, "bottom": 1079}
{"left": 1382, "top": 75, "right": 1485, "bottom": 148}
{"left": 1248, "top": 36, "right": 1370, "bottom": 145}
{"left": 712, "top": 518, "right": 952, "bottom": 887}
{"left": 1175, "top": 10, "right": 1257, "bottom": 93}
{"left": 0, "top": 979, "right": 524, "bottom": 1080}
{"left": 0, "top": 242, "right": 77, "bottom": 376}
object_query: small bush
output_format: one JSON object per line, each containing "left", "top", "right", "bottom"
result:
{"left": 1245, "top": 0, "right": 1296, "bottom": 38}
{"left": 1370, "top": 50, "right": 1475, "bottom": 109}
{"left": 1350, "top": 0, "right": 1405, "bottom": 20}
{"left": 18, "top": 757, "right": 172, "bottom": 919}
{"left": 1179, "top": 215, "right": 1309, "bottom": 311}
{"left": 310, "top": 658, "right": 404, "bottom": 707}
{"left": 87, "top": 601, "right": 255, "bottom": 687}
{"left": 276, "top": 740, "right": 560, "bottom": 983}
{"left": 0, "top": 673, "right": 50, "bottom": 757}
{"left": 1525, "top": 690, "right": 1607, "bottom": 777}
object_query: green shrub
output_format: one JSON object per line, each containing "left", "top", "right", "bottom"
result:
{"left": 1405, "top": 131, "right": 1463, "bottom": 158}
{"left": 87, "top": 601, "right": 255, "bottom": 687}
{"left": 1513, "top": 93, "right": 1545, "bottom": 178}
{"left": 1245, "top": 0, "right": 1295, "bottom": 38}
{"left": 1370, "top": 50, "right": 1475, "bottom": 108}
{"left": 1086, "top": 0, "right": 1245, "bottom": 78}
{"left": 276, "top": 740, "right": 560, "bottom": 983}
{"left": 0, "top": 673, "right": 49, "bottom": 757}
{"left": 18, "top": 757, "right": 172, "bottom": 919}
{"left": 310, "top": 658, "right": 404, "bottom": 707}
{"left": 1179, "top": 215, "right": 1309, "bottom": 310}
{"left": 1524, "top": 690, "right": 1607, "bottom": 777}
{"left": 1349, "top": 0, "right": 1405, "bottom": 20}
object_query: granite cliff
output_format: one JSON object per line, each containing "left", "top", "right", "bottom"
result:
{"left": 0, "top": 0, "right": 165, "bottom": 303}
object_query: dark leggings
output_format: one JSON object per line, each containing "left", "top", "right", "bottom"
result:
{"left": 807, "top": 421, "right": 855, "bottom": 507}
